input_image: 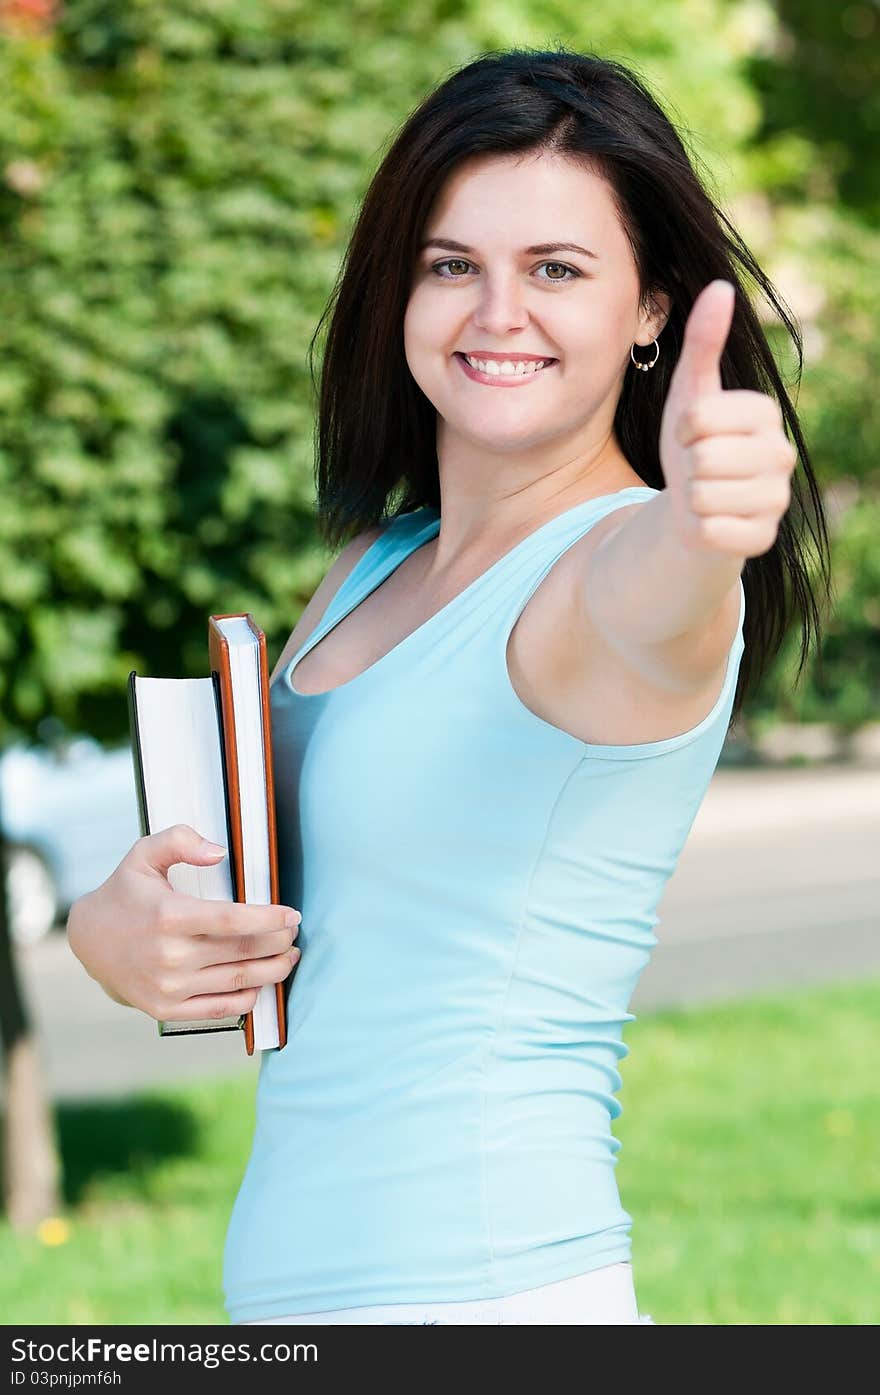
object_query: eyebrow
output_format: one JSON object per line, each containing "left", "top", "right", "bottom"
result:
{"left": 419, "top": 237, "right": 599, "bottom": 260}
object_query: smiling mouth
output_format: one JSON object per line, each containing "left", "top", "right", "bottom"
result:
{"left": 454, "top": 352, "right": 558, "bottom": 382}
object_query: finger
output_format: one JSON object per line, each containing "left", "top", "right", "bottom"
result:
{"left": 688, "top": 472, "right": 793, "bottom": 517}
{"left": 675, "top": 389, "right": 782, "bottom": 448}
{"left": 688, "top": 440, "right": 762, "bottom": 480}
{"left": 157, "top": 987, "right": 260, "bottom": 1024}
{"left": 687, "top": 435, "right": 798, "bottom": 484}
{"left": 135, "top": 823, "right": 228, "bottom": 877}
{"left": 684, "top": 513, "right": 780, "bottom": 556}
{"left": 163, "top": 893, "right": 302, "bottom": 937}
{"left": 670, "top": 280, "right": 736, "bottom": 401}
{"left": 190, "top": 946, "right": 299, "bottom": 998}
{"left": 189, "top": 925, "right": 299, "bottom": 968}
{"left": 154, "top": 948, "right": 299, "bottom": 1021}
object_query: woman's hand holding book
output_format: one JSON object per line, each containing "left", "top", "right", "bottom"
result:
{"left": 66, "top": 822, "right": 302, "bottom": 1023}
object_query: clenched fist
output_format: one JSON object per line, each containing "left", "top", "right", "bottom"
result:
{"left": 659, "top": 279, "right": 797, "bottom": 558}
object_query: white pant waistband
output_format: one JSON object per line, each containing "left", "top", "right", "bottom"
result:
{"left": 240, "top": 1261, "right": 655, "bottom": 1325}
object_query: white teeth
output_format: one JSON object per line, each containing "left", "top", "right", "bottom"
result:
{"left": 463, "top": 355, "right": 550, "bottom": 376}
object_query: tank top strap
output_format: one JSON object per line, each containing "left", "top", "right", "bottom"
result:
{"left": 305, "top": 508, "right": 442, "bottom": 641}
{"left": 404, "top": 486, "right": 662, "bottom": 655}
{"left": 486, "top": 486, "right": 663, "bottom": 641}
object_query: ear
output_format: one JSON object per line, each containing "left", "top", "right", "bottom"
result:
{"left": 639, "top": 290, "right": 671, "bottom": 343}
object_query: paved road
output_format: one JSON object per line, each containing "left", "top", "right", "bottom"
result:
{"left": 13, "top": 762, "right": 879, "bottom": 1101}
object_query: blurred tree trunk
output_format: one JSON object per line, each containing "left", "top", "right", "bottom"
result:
{"left": 0, "top": 784, "right": 63, "bottom": 1228}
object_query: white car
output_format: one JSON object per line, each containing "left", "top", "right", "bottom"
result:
{"left": 0, "top": 737, "right": 142, "bottom": 946}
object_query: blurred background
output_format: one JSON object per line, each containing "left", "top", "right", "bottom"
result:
{"left": 0, "top": 0, "right": 877, "bottom": 1325}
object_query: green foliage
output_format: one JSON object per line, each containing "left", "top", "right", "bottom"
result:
{"left": 0, "top": 0, "right": 876, "bottom": 742}
{"left": 755, "top": 489, "right": 880, "bottom": 728}
{"left": 748, "top": 0, "right": 880, "bottom": 225}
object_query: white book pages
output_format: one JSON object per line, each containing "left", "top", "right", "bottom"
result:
{"left": 134, "top": 675, "right": 241, "bottom": 1034}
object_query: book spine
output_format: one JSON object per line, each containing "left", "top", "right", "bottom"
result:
{"left": 208, "top": 618, "right": 255, "bottom": 1055}
{"left": 249, "top": 616, "right": 287, "bottom": 1051}
{"left": 127, "top": 672, "right": 165, "bottom": 1042}
{"left": 126, "top": 672, "right": 150, "bottom": 842}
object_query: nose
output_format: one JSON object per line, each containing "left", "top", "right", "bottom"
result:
{"left": 471, "top": 272, "right": 530, "bottom": 337}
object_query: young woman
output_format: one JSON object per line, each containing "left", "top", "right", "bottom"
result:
{"left": 68, "top": 47, "right": 830, "bottom": 1325}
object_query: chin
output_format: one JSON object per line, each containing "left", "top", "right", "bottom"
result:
{"left": 455, "top": 422, "right": 558, "bottom": 452}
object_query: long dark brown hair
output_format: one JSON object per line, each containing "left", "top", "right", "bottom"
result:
{"left": 306, "top": 46, "right": 832, "bottom": 717}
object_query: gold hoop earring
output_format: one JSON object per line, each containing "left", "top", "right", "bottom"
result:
{"left": 630, "top": 339, "right": 660, "bottom": 372}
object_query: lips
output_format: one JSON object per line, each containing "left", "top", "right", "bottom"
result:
{"left": 455, "top": 352, "right": 557, "bottom": 365}
{"left": 454, "top": 352, "right": 558, "bottom": 385}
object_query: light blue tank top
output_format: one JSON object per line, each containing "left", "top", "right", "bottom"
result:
{"left": 222, "top": 485, "right": 746, "bottom": 1322}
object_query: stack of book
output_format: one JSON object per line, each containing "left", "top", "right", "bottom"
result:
{"left": 128, "top": 614, "right": 288, "bottom": 1054}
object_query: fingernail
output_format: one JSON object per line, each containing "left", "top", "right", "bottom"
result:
{"left": 289, "top": 947, "right": 301, "bottom": 962}
{"left": 284, "top": 910, "right": 302, "bottom": 929}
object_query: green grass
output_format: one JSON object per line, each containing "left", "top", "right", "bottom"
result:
{"left": 2, "top": 975, "right": 877, "bottom": 1325}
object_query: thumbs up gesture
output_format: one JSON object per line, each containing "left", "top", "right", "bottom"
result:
{"left": 658, "top": 280, "right": 797, "bottom": 558}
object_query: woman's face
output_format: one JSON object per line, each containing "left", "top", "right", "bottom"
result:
{"left": 404, "top": 152, "right": 668, "bottom": 458}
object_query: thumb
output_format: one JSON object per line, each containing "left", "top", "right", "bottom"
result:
{"left": 670, "top": 279, "right": 735, "bottom": 401}
{"left": 135, "top": 822, "right": 228, "bottom": 877}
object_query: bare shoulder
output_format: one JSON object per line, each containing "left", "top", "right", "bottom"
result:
{"left": 508, "top": 495, "right": 742, "bottom": 748}
{"left": 578, "top": 500, "right": 647, "bottom": 558}
{"left": 269, "top": 524, "right": 384, "bottom": 684}
{"left": 576, "top": 499, "right": 743, "bottom": 690}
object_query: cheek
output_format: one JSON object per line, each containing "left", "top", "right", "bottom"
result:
{"left": 403, "top": 308, "right": 446, "bottom": 401}
{"left": 404, "top": 288, "right": 449, "bottom": 358}
{"left": 597, "top": 286, "right": 640, "bottom": 340}
{"left": 557, "top": 292, "right": 623, "bottom": 345}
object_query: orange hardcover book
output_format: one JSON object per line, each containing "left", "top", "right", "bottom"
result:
{"left": 207, "top": 614, "right": 287, "bottom": 1055}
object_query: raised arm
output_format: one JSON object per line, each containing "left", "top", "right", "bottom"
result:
{"left": 578, "top": 280, "right": 795, "bottom": 691}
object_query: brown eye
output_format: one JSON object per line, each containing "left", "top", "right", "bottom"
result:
{"left": 540, "top": 262, "right": 578, "bottom": 282}
{"left": 432, "top": 259, "right": 472, "bottom": 278}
